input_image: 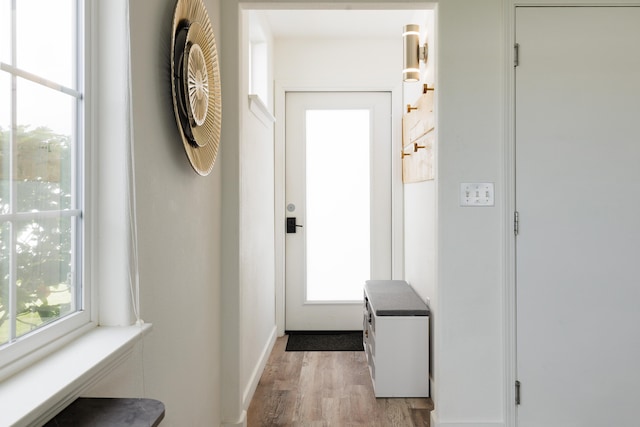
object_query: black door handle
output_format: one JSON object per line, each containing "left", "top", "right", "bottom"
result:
{"left": 286, "top": 217, "right": 303, "bottom": 233}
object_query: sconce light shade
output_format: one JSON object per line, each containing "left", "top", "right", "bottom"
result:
{"left": 403, "top": 24, "right": 427, "bottom": 82}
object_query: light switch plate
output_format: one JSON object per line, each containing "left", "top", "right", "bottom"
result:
{"left": 460, "top": 183, "right": 494, "bottom": 207}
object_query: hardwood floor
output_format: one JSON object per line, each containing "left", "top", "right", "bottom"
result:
{"left": 247, "top": 336, "right": 433, "bottom": 427}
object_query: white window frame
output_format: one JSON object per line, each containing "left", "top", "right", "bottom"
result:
{"left": 0, "top": 0, "right": 94, "bottom": 379}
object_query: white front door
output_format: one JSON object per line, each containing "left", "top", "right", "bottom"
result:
{"left": 285, "top": 91, "right": 392, "bottom": 331}
{"left": 516, "top": 7, "right": 640, "bottom": 426}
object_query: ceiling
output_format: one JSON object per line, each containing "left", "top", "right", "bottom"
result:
{"left": 252, "top": 9, "right": 430, "bottom": 39}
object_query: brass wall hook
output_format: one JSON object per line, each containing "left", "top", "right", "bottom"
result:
{"left": 402, "top": 150, "right": 412, "bottom": 159}
{"left": 413, "top": 142, "right": 426, "bottom": 152}
{"left": 407, "top": 104, "right": 418, "bottom": 114}
{"left": 423, "top": 83, "right": 435, "bottom": 94}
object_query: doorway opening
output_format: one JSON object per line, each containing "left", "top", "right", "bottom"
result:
{"left": 243, "top": 4, "right": 435, "bottom": 335}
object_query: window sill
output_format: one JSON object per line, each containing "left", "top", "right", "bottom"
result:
{"left": 248, "top": 94, "right": 276, "bottom": 126}
{"left": 0, "top": 323, "right": 152, "bottom": 427}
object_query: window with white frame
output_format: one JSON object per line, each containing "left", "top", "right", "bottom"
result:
{"left": 249, "top": 39, "right": 268, "bottom": 102}
{"left": 0, "top": 0, "right": 88, "bottom": 362}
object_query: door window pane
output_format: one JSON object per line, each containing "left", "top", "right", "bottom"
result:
{"left": 305, "top": 110, "right": 370, "bottom": 301}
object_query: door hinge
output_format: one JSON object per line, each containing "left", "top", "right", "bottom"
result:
{"left": 515, "top": 380, "right": 521, "bottom": 405}
{"left": 514, "top": 43, "right": 520, "bottom": 67}
{"left": 514, "top": 211, "right": 520, "bottom": 236}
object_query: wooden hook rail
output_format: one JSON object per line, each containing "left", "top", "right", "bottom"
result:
{"left": 407, "top": 85, "right": 435, "bottom": 113}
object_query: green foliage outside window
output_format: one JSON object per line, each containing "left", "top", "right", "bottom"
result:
{"left": 0, "top": 125, "right": 74, "bottom": 344}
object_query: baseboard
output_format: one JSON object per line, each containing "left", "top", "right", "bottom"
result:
{"left": 433, "top": 421, "right": 504, "bottom": 427}
{"left": 242, "top": 325, "right": 277, "bottom": 409}
{"left": 221, "top": 410, "right": 246, "bottom": 427}
{"left": 431, "top": 413, "right": 504, "bottom": 427}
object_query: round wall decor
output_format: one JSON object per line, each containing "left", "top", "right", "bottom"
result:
{"left": 170, "top": 0, "right": 221, "bottom": 176}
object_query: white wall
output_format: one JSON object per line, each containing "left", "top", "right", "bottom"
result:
{"left": 86, "top": 1, "right": 224, "bottom": 426}
{"left": 434, "top": 0, "right": 505, "bottom": 425}
{"left": 274, "top": 37, "right": 401, "bottom": 86}
{"left": 239, "top": 10, "right": 278, "bottom": 412}
{"left": 219, "top": 3, "right": 280, "bottom": 425}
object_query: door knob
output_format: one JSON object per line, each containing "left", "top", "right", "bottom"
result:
{"left": 286, "top": 217, "right": 303, "bottom": 233}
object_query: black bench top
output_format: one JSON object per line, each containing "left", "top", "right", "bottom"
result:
{"left": 365, "top": 280, "right": 430, "bottom": 316}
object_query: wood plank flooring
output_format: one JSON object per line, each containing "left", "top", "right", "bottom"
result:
{"left": 247, "top": 336, "right": 433, "bottom": 427}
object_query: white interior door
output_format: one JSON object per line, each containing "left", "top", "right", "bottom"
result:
{"left": 516, "top": 7, "right": 640, "bottom": 426}
{"left": 285, "top": 91, "right": 391, "bottom": 331}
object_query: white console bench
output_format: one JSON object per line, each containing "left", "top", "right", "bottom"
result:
{"left": 363, "top": 280, "right": 430, "bottom": 398}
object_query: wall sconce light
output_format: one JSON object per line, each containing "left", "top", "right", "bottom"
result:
{"left": 403, "top": 24, "right": 428, "bottom": 82}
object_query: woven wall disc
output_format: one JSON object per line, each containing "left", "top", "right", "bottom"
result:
{"left": 170, "top": 0, "right": 221, "bottom": 176}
